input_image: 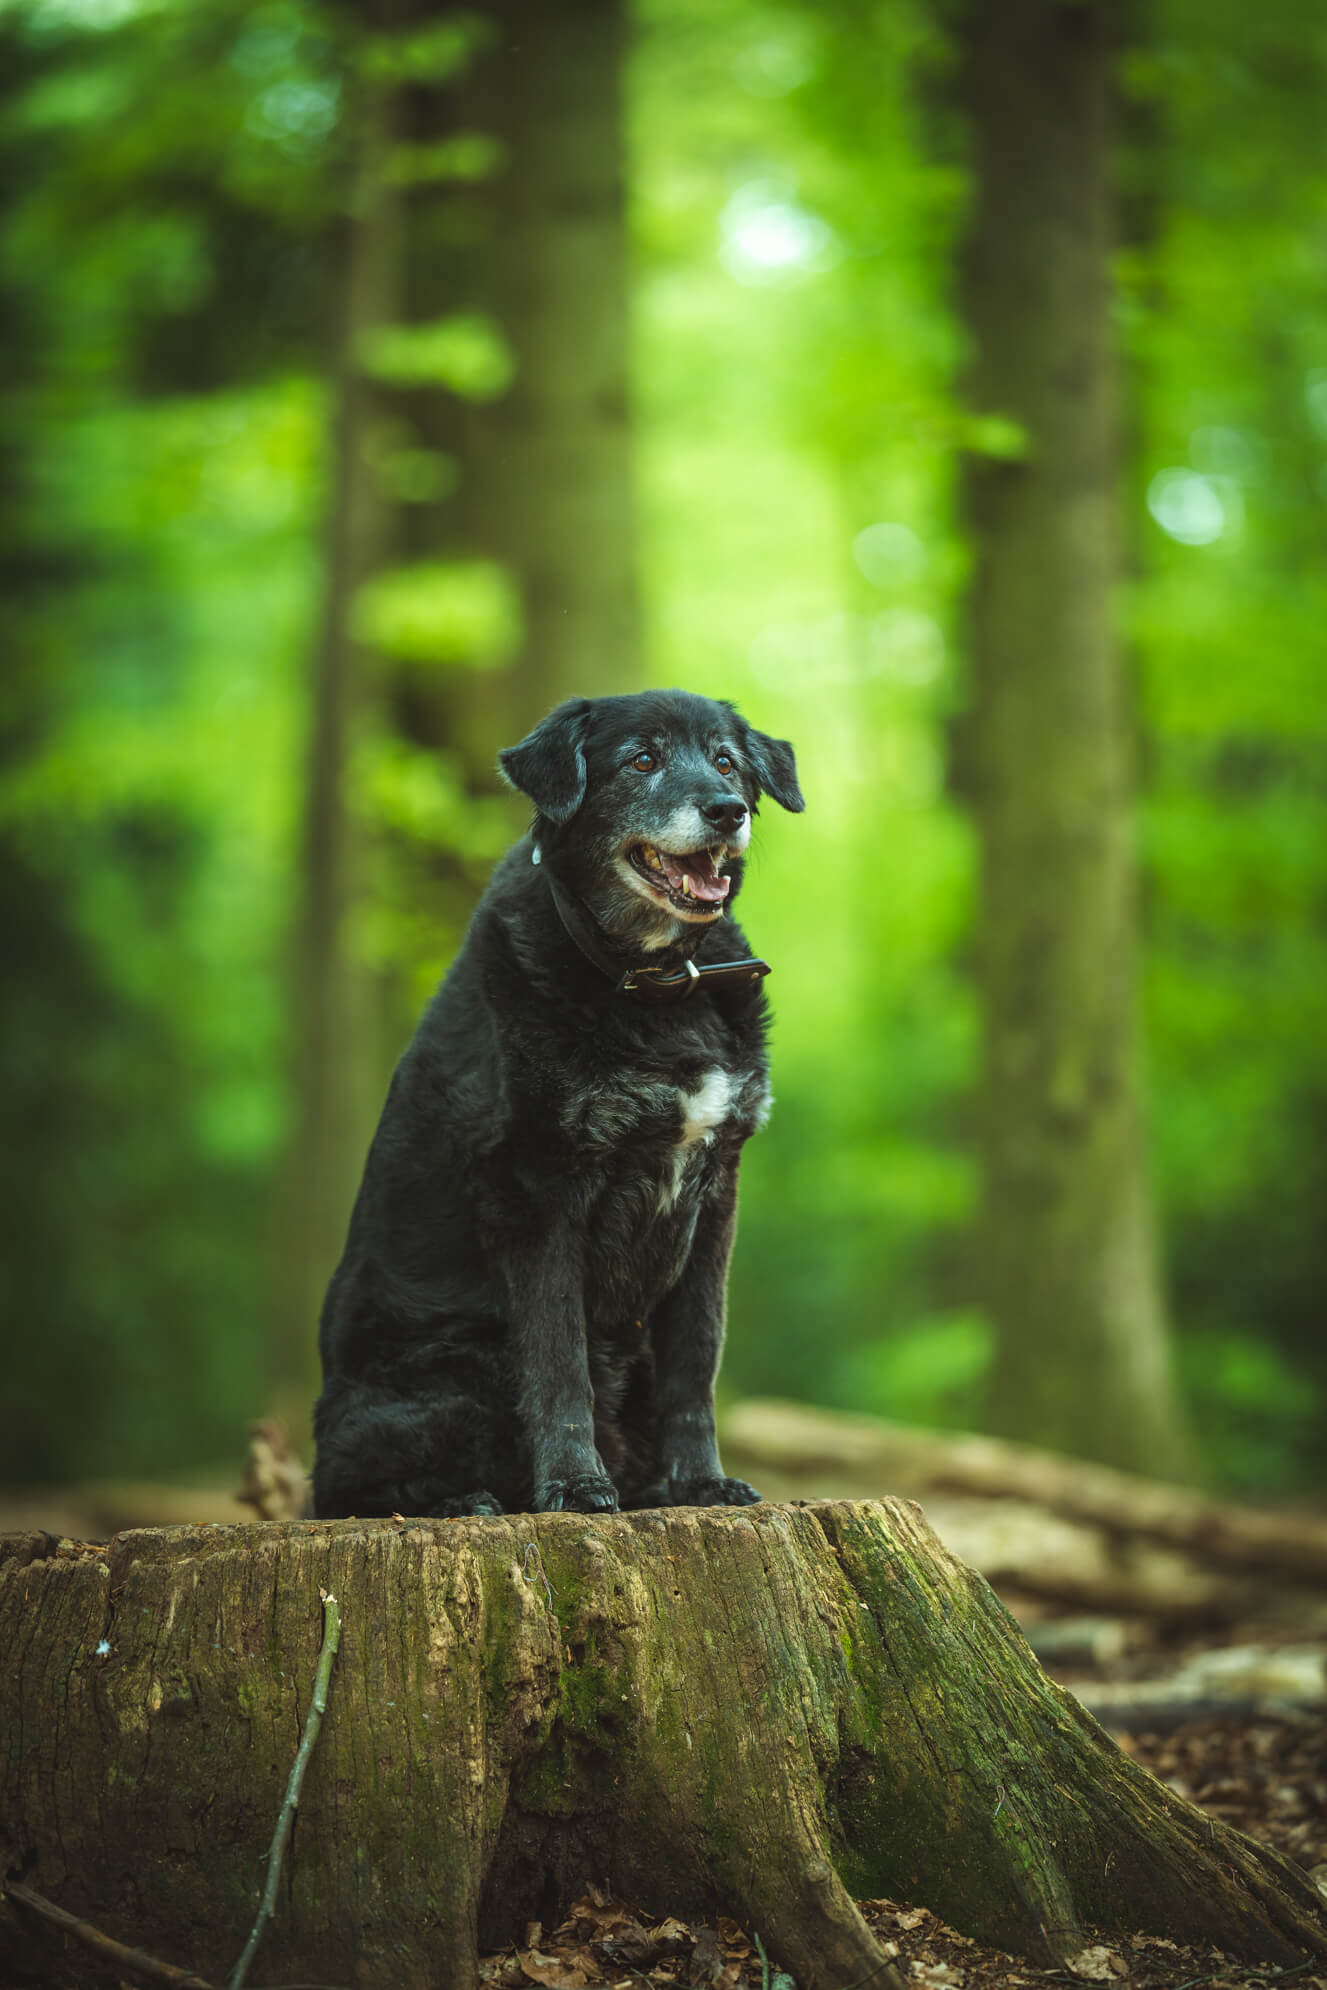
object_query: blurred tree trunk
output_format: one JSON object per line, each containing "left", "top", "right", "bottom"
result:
{"left": 356, "top": 0, "right": 641, "bottom": 1031}
{"left": 485, "top": 0, "right": 640, "bottom": 708}
{"left": 459, "top": 0, "right": 639, "bottom": 708}
{"left": 960, "top": 0, "right": 1191, "bottom": 1477}
{"left": 277, "top": 69, "right": 400, "bottom": 1413}
{"left": 383, "top": 0, "right": 639, "bottom": 806}
{"left": 278, "top": 0, "right": 639, "bottom": 1398}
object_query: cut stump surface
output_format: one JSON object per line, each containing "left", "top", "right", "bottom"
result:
{"left": 2, "top": 1498, "right": 1324, "bottom": 1990}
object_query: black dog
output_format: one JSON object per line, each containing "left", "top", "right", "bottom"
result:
{"left": 312, "top": 689, "right": 803, "bottom": 1518}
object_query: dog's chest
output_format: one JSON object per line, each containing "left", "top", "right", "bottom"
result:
{"left": 572, "top": 1058, "right": 762, "bottom": 1329}
{"left": 656, "top": 1066, "right": 741, "bottom": 1208}
{"left": 677, "top": 1067, "right": 740, "bottom": 1146}
{"left": 565, "top": 1058, "right": 764, "bottom": 1170}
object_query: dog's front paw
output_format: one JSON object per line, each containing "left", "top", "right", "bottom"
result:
{"left": 535, "top": 1474, "right": 620, "bottom": 1514}
{"left": 435, "top": 1489, "right": 504, "bottom": 1518}
{"left": 669, "top": 1475, "right": 762, "bottom": 1508}
{"left": 396, "top": 1481, "right": 504, "bottom": 1519}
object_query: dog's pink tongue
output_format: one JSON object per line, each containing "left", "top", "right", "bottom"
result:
{"left": 661, "top": 850, "right": 730, "bottom": 902}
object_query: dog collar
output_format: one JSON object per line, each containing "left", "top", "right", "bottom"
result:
{"left": 544, "top": 871, "right": 770, "bottom": 1004}
{"left": 619, "top": 955, "right": 772, "bottom": 1004}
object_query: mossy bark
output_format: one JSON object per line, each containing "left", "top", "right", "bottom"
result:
{"left": 3, "top": 1500, "right": 1324, "bottom": 1990}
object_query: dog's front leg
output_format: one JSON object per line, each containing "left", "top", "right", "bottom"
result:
{"left": 505, "top": 1227, "right": 619, "bottom": 1513}
{"left": 649, "top": 1164, "right": 761, "bottom": 1508}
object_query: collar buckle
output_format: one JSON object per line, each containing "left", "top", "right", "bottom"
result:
{"left": 545, "top": 871, "right": 769, "bottom": 1003}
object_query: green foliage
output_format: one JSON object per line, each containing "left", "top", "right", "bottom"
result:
{"left": 832, "top": 1313, "right": 993, "bottom": 1432}
{"left": 1123, "top": 0, "right": 1327, "bottom": 1481}
{"left": 351, "top": 558, "right": 521, "bottom": 663}
{"left": 1178, "top": 1331, "right": 1323, "bottom": 1496}
{"left": 0, "top": 0, "right": 328, "bottom": 1479}
{"left": 0, "top": 0, "right": 1324, "bottom": 1491}
{"left": 381, "top": 132, "right": 504, "bottom": 186}
{"left": 630, "top": 0, "right": 1327, "bottom": 1487}
{"left": 357, "top": 313, "right": 513, "bottom": 396}
{"left": 632, "top": 0, "right": 977, "bottom": 1420}
{"left": 349, "top": 734, "right": 512, "bottom": 1009}
{"left": 357, "top": 15, "right": 490, "bottom": 85}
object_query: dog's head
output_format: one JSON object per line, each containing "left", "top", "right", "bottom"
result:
{"left": 500, "top": 690, "right": 803, "bottom": 949}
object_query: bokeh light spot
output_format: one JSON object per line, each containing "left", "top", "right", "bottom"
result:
{"left": 1147, "top": 467, "right": 1226, "bottom": 546}
{"left": 853, "top": 521, "right": 926, "bottom": 589}
{"left": 730, "top": 35, "right": 815, "bottom": 100}
{"left": 718, "top": 180, "right": 839, "bottom": 286}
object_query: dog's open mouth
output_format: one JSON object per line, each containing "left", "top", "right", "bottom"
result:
{"left": 628, "top": 842, "right": 731, "bottom": 913}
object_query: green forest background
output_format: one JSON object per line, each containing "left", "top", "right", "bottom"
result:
{"left": 2, "top": 0, "right": 1324, "bottom": 1499}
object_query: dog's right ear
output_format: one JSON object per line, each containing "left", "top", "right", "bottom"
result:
{"left": 499, "top": 698, "right": 592, "bottom": 824}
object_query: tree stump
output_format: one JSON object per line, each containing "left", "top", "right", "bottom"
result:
{"left": 3, "top": 1499, "right": 1324, "bottom": 1990}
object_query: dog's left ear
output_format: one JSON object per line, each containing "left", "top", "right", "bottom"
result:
{"left": 499, "top": 698, "right": 592, "bottom": 824}
{"left": 742, "top": 722, "right": 804, "bottom": 814}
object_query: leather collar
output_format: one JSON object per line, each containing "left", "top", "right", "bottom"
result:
{"left": 544, "top": 868, "right": 770, "bottom": 1004}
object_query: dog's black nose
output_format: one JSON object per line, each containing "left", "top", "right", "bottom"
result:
{"left": 701, "top": 793, "right": 748, "bottom": 834}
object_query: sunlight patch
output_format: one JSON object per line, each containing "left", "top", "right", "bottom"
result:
{"left": 853, "top": 521, "right": 927, "bottom": 589}
{"left": 718, "top": 179, "right": 839, "bottom": 286}
{"left": 1146, "top": 467, "right": 1227, "bottom": 546}
{"left": 730, "top": 32, "right": 816, "bottom": 100}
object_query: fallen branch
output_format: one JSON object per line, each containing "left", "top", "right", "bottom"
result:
{"left": 229, "top": 1589, "right": 342, "bottom": 1990}
{"left": 722, "top": 1399, "right": 1327, "bottom": 1620}
{"left": 3, "top": 1881, "right": 215, "bottom": 1988}
{"left": 5, "top": 1874, "right": 351, "bottom": 1990}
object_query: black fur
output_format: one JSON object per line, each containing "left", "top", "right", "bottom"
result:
{"left": 312, "top": 689, "right": 803, "bottom": 1518}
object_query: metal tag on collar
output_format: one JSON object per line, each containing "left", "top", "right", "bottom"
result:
{"left": 619, "top": 957, "right": 699, "bottom": 998}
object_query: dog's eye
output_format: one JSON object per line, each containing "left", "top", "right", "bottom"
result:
{"left": 630, "top": 751, "right": 657, "bottom": 773}
{"left": 715, "top": 752, "right": 734, "bottom": 776}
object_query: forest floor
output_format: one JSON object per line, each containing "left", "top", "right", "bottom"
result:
{"left": 479, "top": 1680, "right": 1327, "bottom": 1990}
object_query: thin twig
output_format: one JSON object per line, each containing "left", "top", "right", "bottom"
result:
{"left": 754, "top": 1929, "right": 807, "bottom": 1990}
{"left": 522, "top": 1540, "right": 555, "bottom": 1608}
{"left": 229, "top": 1589, "right": 342, "bottom": 1990}
{"left": 3, "top": 1881, "right": 215, "bottom": 1988}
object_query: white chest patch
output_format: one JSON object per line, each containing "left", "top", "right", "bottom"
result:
{"left": 650, "top": 1068, "right": 739, "bottom": 1216}
{"left": 678, "top": 1068, "right": 739, "bottom": 1148}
